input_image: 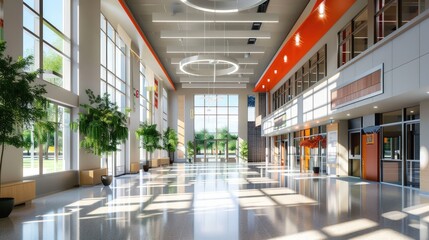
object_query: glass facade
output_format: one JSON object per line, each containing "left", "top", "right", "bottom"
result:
{"left": 23, "top": 103, "right": 71, "bottom": 176}
{"left": 194, "top": 95, "right": 239, "bottom": 162}
{"left": 272, "top": 45, "right": 326, "bottom": 111}
{"left": 338, "top": 8, "right": 368, "bottom": 67}
{"left": 23, "top": 0, "right": 71, "bottom": 89}
{"left": 375, "top": 0, "right": 425, "bottom": 42}
{"left": 100, "top": 14, "right": 129, "bottom": 176}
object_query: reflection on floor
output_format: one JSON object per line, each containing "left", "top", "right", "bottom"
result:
{"left": 0, "top": 163, "right": 427, "bottom": 240}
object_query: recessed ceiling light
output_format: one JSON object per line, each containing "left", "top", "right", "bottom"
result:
{"left": 283, "top": 55, "right": 288, "bottom": 63}
{"left": 267, "top": 78, "right": 270, "bottom": 82}
{"left": 318, "top": 2, "right": 326, "bottom": 18}
{"left": 373, "top": 106, "right": 378, "bottom": 109}
{"left": 274, "top": 70, "right": 277, "bottom": 74}
{"left": 262, "top": 85, "right": 265, "bottom": 89}
{"left": 295, "top": 33, "right": 300, "bottom": 46}
{"left": 347, "top": 113, "right": 350, "bottom": 116}
{"left": 410, "top": 110, "right": 414, "bottom": 113}
{"left": 427, "top": 91, "right": 429, "bottom": 94}
{"left": 316, "top": 121, "right": 320, "bottom": 124}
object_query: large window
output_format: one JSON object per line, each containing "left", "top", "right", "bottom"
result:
{"left": 100, "top": 14, "right": 129, "bottom": 176}
{"left": 23, "top": 103, "right": 71, "bottom": 176}
{"left": 194, "top": 95, "right": 239, "bottom": 162}
{"left": 375, "top": 0, "right": 425, "bottom": 43}
{"left": 338, "top": 8, "right": 368, "bottom": 67}
{"left": 23, "top": 0, "right": 71, "bottom": 90}
{"left": 272, "top": 45, "right": 326, "bottom": 111}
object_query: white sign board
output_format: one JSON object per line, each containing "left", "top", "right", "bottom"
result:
{"left": 327, "top": 131, "right": 337, "bottom": 164}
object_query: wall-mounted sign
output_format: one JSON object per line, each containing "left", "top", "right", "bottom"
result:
{"left": 331, "top": 65, "right": 383, "bottom": 109}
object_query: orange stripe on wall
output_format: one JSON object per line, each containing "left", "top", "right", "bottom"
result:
{"left": 254, "top": 0, "right": 356, "bottom": 92}
{"left": 118, "top": 0, "right": 176, "bottom": 91}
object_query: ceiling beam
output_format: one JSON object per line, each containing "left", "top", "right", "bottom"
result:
{"left": 161, "top": 30, "right": 271, "bottom": 39}
{"left": 167, "top": 45, "right": 264, "bottom": 54}
{"left": 171, "top": 58, "right": 258, "bottom": 65}
{"left": 153, "top": 13, "right": 279, "bottom": 23}
{"left": 182, "top": 83, "right": 247, "bottom": 89}
{"left": 180, "top": 77, "right": 249, "bottom": 83}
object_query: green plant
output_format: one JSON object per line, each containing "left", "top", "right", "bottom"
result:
{"left": 239, "top": 141, "right": 248, "bottom": 162}
{"left": 186, "top": 141, "right": 195, "bottom": 163}
{"left": 162, "top": 127, "right": 178, "bottom": 164}
{"left": 0, "top": 41, "right": 47, "bottom": 195}
{"left": 136, "top": 122, "right": 161, "bottom": 166}
{"left": 71, "top": 89, "right": 128, "bottom": 172}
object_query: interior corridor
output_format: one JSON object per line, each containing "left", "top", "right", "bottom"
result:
{"left": 0, "top": 163, "right": 426, "bottom": 240}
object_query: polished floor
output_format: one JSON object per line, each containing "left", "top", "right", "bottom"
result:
{"left": 1, "top": 163, "right": 428, "bottom": 240}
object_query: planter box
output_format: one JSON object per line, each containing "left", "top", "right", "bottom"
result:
{"left": 80, "top": 168, "right": 107, "bottom": 185}
{"left": 0, "top": 180, "right": 35, "bottom": 205}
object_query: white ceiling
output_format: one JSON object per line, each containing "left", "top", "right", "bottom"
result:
{"left": 124, "top": 0, "right": 310, "bottom": 89}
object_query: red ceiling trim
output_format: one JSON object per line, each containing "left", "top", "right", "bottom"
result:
{"left": 118, "top": 0, "right": 176, "bottom": 91}
{"left": 254, "top": 0, "right": 356, "bottom": 92}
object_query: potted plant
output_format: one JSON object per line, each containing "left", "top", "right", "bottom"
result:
{"left": 136, "top": 122, "right": 161, "bottom": 172}
{"left": 162, "top": 127, "right": 178, "bottom": 164}
{"left": 239, "top": 140, "right": 248, "bottom": 163}
{"left": 0, "top": 41, "right": 47, "bottom": 218}
{"left": 71, "top": 89, "right": 128, "bottom": 186}
{"left": 186, "top": 141, "right": 195, "bottom": 163}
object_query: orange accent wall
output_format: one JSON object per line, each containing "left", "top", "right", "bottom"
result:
{"left": 118, "top": 0, "right": 176, "bottom": 91}
{"left": 362, "top": 133, "right": 380, "bottom": 181}
{"left": 254, "top": 0, "right": 356, "bottom": 92}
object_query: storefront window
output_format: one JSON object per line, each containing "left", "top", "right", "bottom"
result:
{"left": 381, "top": 124, "right": 402, "bottom": 185}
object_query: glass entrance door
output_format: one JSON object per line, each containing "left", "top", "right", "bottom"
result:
{"left": 349, "top": 131, "right": 361, "bottom": 177}
{"left": 282, "top": 141, "right": 288, "bottom": 168}
{"left": 405, "top": 123, "right": 420, "bottom": 187}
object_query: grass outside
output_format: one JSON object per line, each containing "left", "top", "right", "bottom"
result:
{"left": 23, "top": 157, "right": 65, "bottom": 175}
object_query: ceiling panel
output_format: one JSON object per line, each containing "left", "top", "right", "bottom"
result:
{"left": 124, "top": 0, "right": 310, "bottom": 88}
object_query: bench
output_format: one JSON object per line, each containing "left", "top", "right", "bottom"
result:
{"left": 158, "top": 158, "right": 170, "bottom": 166}
{"left": 0, "top": 180, "right": 36, "bottom": 205}
{"left": 130, "top": 162, "right": 140, "bottom": 173}
{"left": 80, "top": 168, "right": 107, "bottom": 185}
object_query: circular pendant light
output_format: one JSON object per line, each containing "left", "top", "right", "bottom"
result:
{"left": 179, "top": 55, "right": 239, "bottom": 76}
{"left": 180, "top": 0, "right": 268, "bottom": 13}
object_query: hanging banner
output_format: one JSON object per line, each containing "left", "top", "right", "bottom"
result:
{"left": 154, "top": 78, "right": 159, "bottom": 109}
{"left": 0, "top": 0, "right": 4, "bottom": 40}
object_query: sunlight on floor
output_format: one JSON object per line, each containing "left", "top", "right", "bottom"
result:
{"left": 261, "top": 188, "right": 296, "bottom": 195}
{"left": 153, "top": 193, "right": 193, "bottom": 202}
{"left": 66, "top": 198, "right": 104, "bottom": 207}
{"left": 381, "top": 211, "right": 408, "bottom": 221}
{"left": 144, "top": 201, "right": 191, "bottom": 211}
{"left": 106, "top": 196, "right": 152, "bottom": 205}
{"left": 322, "top": 218, "right": 378, "bottom": 237}
{"left": 88, "top": 205, "right": 140, "bottom": 215}
{"left": 349, "top": 229, "right": 413, "bottom": 240}
{"left": 403, "top": 203, "right": 429, "bottom": 216}
{"left": 271, "top": 194, "right": 317, "bottom": 206}
{"left": 270, "top": 230, "right": 327, "bottom": 240}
